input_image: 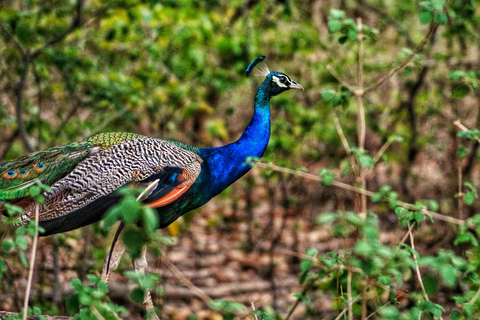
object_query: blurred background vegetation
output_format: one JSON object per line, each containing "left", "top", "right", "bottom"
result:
{"left": 1, "top": 0, "right": 480, "bottom": 319}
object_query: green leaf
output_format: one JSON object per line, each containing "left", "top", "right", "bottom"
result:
{"left": 379, "top": 305, "right": 400, "bottom": 318}
{"left": 419, "top": 10, "right": 433, "bottom": 24}
{"left": 65, "top": 294, "right": 80, "bottom": 316}
{"left": 455, "top": 231, "right": 478, "bottom": 246}
{"left": 449, "top": 70, "right": 465, "bottom": 80}
{"left": 379, "top": 275, "right": 391, "bottom": 285}
{"left": 130, "top": 287, "right": 145, "bottom": 303}
{"left": 450, "top": 310, "right": 461, "bottom": 320}
{"left": 321, "top": 89, "right": 336, "bottom": 102}
{"left": 427, "top": 200, "right": 439, "bottom": 211}
{"left": 422, "top": 275, "right": 438, "bottom": 295}
{"left": 414, "top": 211, "right": 425, "bottom": 223}
{"left": 71, "top": 278, "right": 84, "bottom": 292}
{"left": 2, "top": 239, "right": 14, "bottom": 253}
{"left": 293, "top": 293, "right": 310, "bottom": 303}
{"left": 122, "top": 227, "right": 148, "bottom": 258}
{"left": 4, "top": 203, "right": 23, "bottom": 216}
{"left": 358, "top": 154, "right": 374, "bottom": 168}
{"left": 30, "top": 186, "right": 41, "bottom": 197}
{"left": 452, "top": 84, "right": 470, "bottom": 99}
{"left": 316, "top": 212, "right": 336, "bottom": 224}
{"left": 318, "top": 168, "right": 334, "bottom": 185}
{"left": 121, "top": 197, "right": 141, "bottom": 224}
{"left": 328, "top": 20, "right": 342, "bottom": 33}
{"left": 329, "top": 9, "right": 345, "bottom": 20}
{"left": 306, "top": 248, "right": 319, "bottom": 257}
{"left": 457, "top": 144, "right": 468, "bottom": 158}
{"left": 464, "top": 192, "right": 476, "bottom": 205}
{"left": 355, "top": 240, "right": 373, "bottom": 255}
{"left": 420, "top": 300, "right": 444, "bottom": 318}
{"left": 435, "top": 13, "right": 448, "bottom": 24}
{"left": 142, "top": 207, "right": 159, "bottom": 235}
{"left": 440, "top": 265, "right": 457, "bottom": 287}
{"left": 300, "top": 259, "right": 314, "bottom": 273}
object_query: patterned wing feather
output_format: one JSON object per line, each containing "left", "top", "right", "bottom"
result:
{"left": 0, "top": 132, "right": 146, "bottom": 202}
{"left": 17, "top": 138, "right": 202, "bottom": 225}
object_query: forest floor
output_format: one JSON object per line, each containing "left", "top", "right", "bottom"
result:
{"left": 0, "top": 168, "right": 462, "bottom": 320}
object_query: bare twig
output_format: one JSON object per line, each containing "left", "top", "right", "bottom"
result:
{"left": 0, "top": 22, "right": 28, "bottom": 57}
{"left": 333, "top": 296, "right": 361, "bottom": 320}
{"left": 356, "top": 17, "right": 367, "bottom": 219}
{"left": 30, "top": 0, "right": 84, "bottom": 60}
{"left": 407, "top": 223, "right": 429, "bottom": 301}
{"left": 326, "top": 65, "right": 356, "bottom": 93}
{"left": 251, "top": 302, "right": 259, "bottom": 320}
{"left": 468, "top": 285, "right": 480, "bottom": 305}
{"left": 23, "top": 205, "right": 39, "bottom": 320}
{"left": 162, "top": 255, "right": 213, "bottom": 306}
{"left": 333, "top": 117, "right": 357, "bottom": 175}
{"left": 255, "top": 161, "right": 472, "bottom": 228}
{"left": 285, "top": 277, "right": 316, "bottom": 320}
{"left": 15, "top": 59, "right": 35, "bottom": 153}
{"left": 347, "top": 271, "right": 353, "bottom": 320}
{"left": 454, "top": 119, "right": 480, "bottom": 142}
{"left": 364, "top": 0, "right": 456, "bottom": 94}
{"left": 90, "top": 306, "right": 106, "bottom": 320}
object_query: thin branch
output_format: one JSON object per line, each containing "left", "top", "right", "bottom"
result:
{"left": 15, "top": 58, "right": 35, "bottom": 153}
{"left": 0, "top": 22, "right": 28, "bottom": 58}
{"left": 468, "top": 285, "right": 480, "bottom": 305}
{"left": 347, "top": 271, "right": 353, "bottom": 320}
{"left": 326, "top": 65, "right": 356, "bottom": 93}
{"left": 23, "top": 205, "right": 39, "bottom": 320}
{"left": 90, "top": 306, "right": 106, "bottom": 320}
{"left": 251, "top": 302, "right": 259, "bottom": 320}
{"left": 31, "top": 0, "right": 84, "bottom": 60}
{"left": 254, "top": 161, "right": 473, "bottom": 228}
{"left": 333, "top": 296, "right": 361, "bottom": 320}
{"left": 372, "top": 138, "right": 394, "bottom": 164}
{"left": 364, "top": 0, "right": 456, "bottom": 94}
{"left": 356, "top": 17, "right": 367, "bottom": 219}
{"left": 457, "top": 135, "right": 464, "bottom": 221}
{"left": 407, "top": 223, "right": 429, "bottom": 301}
{"left": 333, "top": 117, "right": 357, "bottom": 175}
{"left": 454, "top": 119, "right": 479, "bottom": 142}
{"left": 285, "top": 277, "right": 317, "bottom": 320}
{"left": 162, "top": 255, "right": 213, "bottom": 306}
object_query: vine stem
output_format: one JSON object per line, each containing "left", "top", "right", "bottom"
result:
{"left": 23, "top": 204, "right": 39, "bottom": 320}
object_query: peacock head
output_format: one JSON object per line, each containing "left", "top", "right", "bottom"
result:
{"left": 246, "top": 56, "right": 304, "bottom": 98}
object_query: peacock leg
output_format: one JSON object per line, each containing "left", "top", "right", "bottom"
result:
{"left": 134, "top": 246, "right": 160, "bottom": 320}
{"left": 101, "top": 241, "right": 126, "bottom": 283}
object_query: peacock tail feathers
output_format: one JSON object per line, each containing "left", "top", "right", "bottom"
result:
{"left": 0, "top": 142, "right": 101, "bottom": 201}
{"left": 15, "top": 138, "right": 202, "bottom": 225}
{"left": 0, "top": 132, "right": 146, "bottom": 201}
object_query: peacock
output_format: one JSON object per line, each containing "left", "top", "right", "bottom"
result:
{"left": 0, "top": 56, "right": 303, "bottom": 315}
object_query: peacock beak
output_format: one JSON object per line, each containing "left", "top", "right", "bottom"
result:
{"left": 290, "top": 81, "right": 304, "bottom": 91}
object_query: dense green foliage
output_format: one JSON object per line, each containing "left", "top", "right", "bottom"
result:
{"left": 1, "top": 0, "right": 480, "bottom": 319}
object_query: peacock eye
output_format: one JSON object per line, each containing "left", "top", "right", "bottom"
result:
{"left": 278, "top": 76, "right": 287, "bottom": 83}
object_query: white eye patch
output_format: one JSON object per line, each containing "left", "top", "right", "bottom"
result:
{"left": 272, "top": 76, "right": 289, "bottom": 88}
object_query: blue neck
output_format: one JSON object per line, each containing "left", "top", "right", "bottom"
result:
{"left": 200, "top": 81, "right": 271, "bottom": 196}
